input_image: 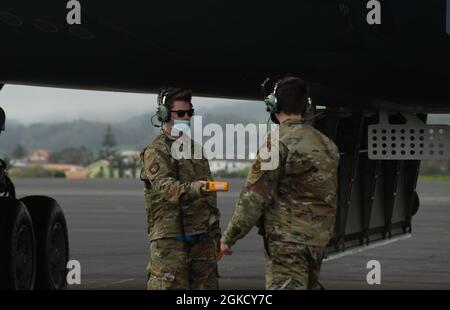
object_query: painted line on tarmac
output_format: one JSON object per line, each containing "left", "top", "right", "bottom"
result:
{"left": 89, "top": 278, "right": 136, "bottom": 288}
{"left": 325, "top": 234, "right": 412, "bottom": 261}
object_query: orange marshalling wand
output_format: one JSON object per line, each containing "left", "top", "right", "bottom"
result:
{"left": 205, "top": 182, "right": 229, "bottom": 192}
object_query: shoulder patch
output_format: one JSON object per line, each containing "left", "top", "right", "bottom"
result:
{"left": 150, "top": 163, "right": 160, "bottom": 175}
{"left": 252, "top": 159, "right": 261, "bottom": 173}
{"left": 247, "top": 158, "right": 267, "bottom": 185}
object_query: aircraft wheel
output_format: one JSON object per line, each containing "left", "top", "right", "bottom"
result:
{"left": 411, "top": 191, "right": 420, "bottom": 216}
{"left": 21, "top": 196, "right": 69, "bottom": 290}
{"left": 0, "top": 198, "right": 36, "bottom": 290}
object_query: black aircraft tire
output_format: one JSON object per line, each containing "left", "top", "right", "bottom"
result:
{"left": 0, "top": 198, "right": 36, "bottom": 290}
{"left": 21, "top": 196, "right": 69, "bottom": 290}
{"left": 411, "top": 191, "right": 420, "bottom": 216}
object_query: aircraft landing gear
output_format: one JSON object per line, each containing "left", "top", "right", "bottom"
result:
{"left": 0, "top": 88, "right": 69, "bottom": 290}
{"left": 21, "top": 196, "right": 69, "bottom": 290}
{"left": 0, "top": 196, "right": 36, "bottom": 290}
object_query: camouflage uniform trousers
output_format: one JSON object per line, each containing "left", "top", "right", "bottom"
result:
{"left": 146, "top": 236, "right": 219, "bottom": 290}
{"left": 265, "top": 240, "right": 325, "bottom": 290}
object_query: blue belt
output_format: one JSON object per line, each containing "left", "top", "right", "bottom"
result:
{"left": 172, "top": 234, "right": 206, "bottom": 243}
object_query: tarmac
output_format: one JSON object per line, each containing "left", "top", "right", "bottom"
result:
{"left": 13, "top": 178, "right": 450, "bottom": 290}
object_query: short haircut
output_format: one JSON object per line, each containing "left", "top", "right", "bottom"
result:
{"left": 276, "top": 77, "right": 308, "bottom": 115}
{"left": 167, "top": 89, "right": 192, "bottom": 109}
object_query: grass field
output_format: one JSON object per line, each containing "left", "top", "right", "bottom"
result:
{"left": 419, "top": 175, "right": 450, "bottom": 181}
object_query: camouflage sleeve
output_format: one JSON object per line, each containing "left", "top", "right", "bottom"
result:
{"left": 221, "top": 155, "right": 277, "bottom": 247}
{"left": 143, "top": 147, "right": 203, "bottom": 205}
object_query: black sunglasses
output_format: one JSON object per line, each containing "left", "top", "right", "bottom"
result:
{"left": 171, "top": 109, "right": 195, "bottom": 117}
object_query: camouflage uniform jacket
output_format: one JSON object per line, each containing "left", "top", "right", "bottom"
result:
{"left": 222, "top": 119, "right": 339, "bottom": 247}
{"left": 141, "top": 133, "right": 220, "bottom": 241}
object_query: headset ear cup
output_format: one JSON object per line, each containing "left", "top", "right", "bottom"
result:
{"left": 265, "top": 95, "right": 278, "bottom": 114}
{"left": 156, "top": 107, "right": 162, "bottom": 122}
{"left": 302, "top": 96, "right": 310, "bottom": 116}
{"left": 157, "top": 105, "right": 170, "bottom": 122}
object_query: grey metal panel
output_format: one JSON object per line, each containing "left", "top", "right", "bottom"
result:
{"left": 320, "top": 109, "right": 425, "bottom": 255}
{"left": 368, "top": 112, "right": 449, "bottom": 160}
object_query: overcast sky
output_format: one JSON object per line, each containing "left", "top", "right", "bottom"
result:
{"left": 0, "top": 84, "right": 255, "bottom": 125}
{"left": 1, "top": 84, "right": 448, "bottom": 126}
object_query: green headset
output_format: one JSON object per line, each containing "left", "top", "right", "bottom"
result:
{"left": 263, "top": 79, "right": 281, "bottom": 115}
{"left": 155, "top": 87, "right": 184, "bottom": 124}
{"left": 261, "top": 77, "right": 310, "bottom": 120}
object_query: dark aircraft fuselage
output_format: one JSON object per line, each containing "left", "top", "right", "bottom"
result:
{"left": 0, "top": 0, "right": 449, "bottom": 112}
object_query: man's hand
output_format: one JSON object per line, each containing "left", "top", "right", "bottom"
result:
{"left": 199, "top": 181, "right": 208, "bottom": 193}
{"left": 218, "top": 242, "right": 233, "bottom": 260}
{"left": 191, "top": 181, "right": 209, "bottom": 197}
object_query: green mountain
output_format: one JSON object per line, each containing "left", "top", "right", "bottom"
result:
{"left": 0, "top": 102, "right": 269, "bottom": 155}
{"left": 0, "top": 119, "right": 157, "bottom": 155}
{"left": 2, "top": 101, "right": 446, "bottom": 156}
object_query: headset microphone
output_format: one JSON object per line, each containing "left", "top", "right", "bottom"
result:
{"left": 150, "top": 113, "right": 161, "bottom": 128}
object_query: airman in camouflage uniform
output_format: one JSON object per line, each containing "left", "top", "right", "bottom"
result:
{"left": 221, "top": 77, "right": 339, "bottom": 290}
{"left": 141, "top": 88, "right": 221, "bottom": 290}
